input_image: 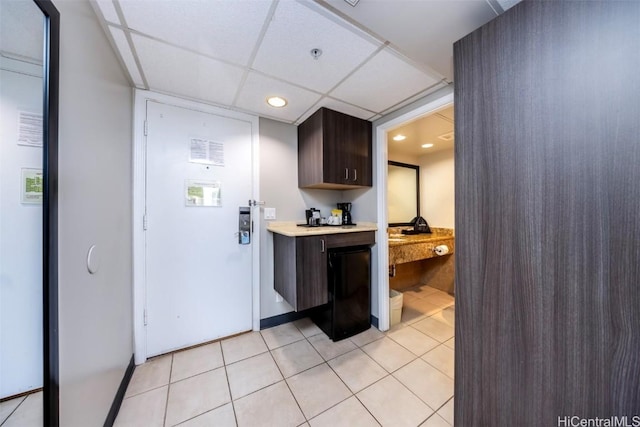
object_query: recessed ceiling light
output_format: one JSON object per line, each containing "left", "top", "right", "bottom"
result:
{"left": 422, "top": 143, "right": 434, "bottom": 148}
{"left": 266, "top": 96, "right": 287, "bottom": 108}
{"left": 393, "top": 134, "right": 406, "bottom": 141}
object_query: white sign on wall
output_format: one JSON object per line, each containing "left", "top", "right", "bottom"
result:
{"left": 188, "top": 137, "right": 224, "bottom": 166}
{"left": 17, "top": 111, "right": 43, "bottom": 147}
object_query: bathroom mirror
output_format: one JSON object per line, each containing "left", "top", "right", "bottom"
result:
{"left": 0, "top": 0, "right": 59, "bottom": 424}
{"left": 388, "top": 161, "right": 420, "bottom": 226}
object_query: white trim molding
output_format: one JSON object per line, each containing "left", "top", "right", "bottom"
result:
{"left": 373, "top": 87, "right": 454, "bottom": 331}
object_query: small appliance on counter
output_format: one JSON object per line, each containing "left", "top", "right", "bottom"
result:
{"left": 298, "top": 206, "right": 358, "bottom": 227}
{"left": 337, "top": 202, "right": 354, "bottom": 225}
{"left": 305, "top": 208, "right": 321, "bottom": 226}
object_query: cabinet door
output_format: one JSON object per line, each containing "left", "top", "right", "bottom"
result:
{"left": 322, "top": 108, "right": 372, "bottom": 186}
{"left": 322, "top": 109, "right": 352, "bottom": 185}
{"left": 295, "top": 235, "right": 328, "bottom": 310}
{"left": 348, "top": 117, "right": 372, "bottom": 186}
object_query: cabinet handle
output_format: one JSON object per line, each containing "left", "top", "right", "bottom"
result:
{"left": 353, "top": 169, "right": 357, "bottom": 182}
{"left": 344, "top": 168, "right": 349, "bottom": 180}
{"left": 321, "top": 239, "right": 325, "bottom": 253}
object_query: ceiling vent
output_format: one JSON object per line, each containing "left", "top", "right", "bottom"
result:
{"left": 438, "top": 131, "right": 455, "bottom": 141}
{"left": 344, "top": 0, "right": 360, "bottom": 6}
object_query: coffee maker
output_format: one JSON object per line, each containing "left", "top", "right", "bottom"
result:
{"left": 337, "top": 203, "right": 353, "bottom": 225}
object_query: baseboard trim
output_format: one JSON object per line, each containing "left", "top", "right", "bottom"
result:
{"left": 260, "top": 310, "right": 309, "bottom": 329}
{"left": 104, "top": 355, "right": 135, "bottom": 427}
{"left": 260, "top": 311, "right": 380, "bottom": 330}
{"left": 370, "top": 315, "right": 379, "bottom": 328}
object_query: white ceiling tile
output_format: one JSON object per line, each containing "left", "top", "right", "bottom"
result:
{"left": 132, "top": 34, "right": 245, "bottom": 107}
{"left": 119, "top": 0, "right": 272, "bottom": 66}
{"left": 252, "top": 0, "right": 380, "bottom": 93}
{"left": 331, "top": 48, "right": 441, "bottom": 113}
{"left": 108, "top": 26, "right": 144, "bottom": 87}
{"left": 379, "top": 81, "right": 449, "bottom": 116}
{"left": 322, "top": 0, "right": 497, "bottom": 81}
{"left": 496, "top": 0, "right": 522, "bottom": 12}
{"left": 235, "top": 72, "right": 322, "bottom": 123}
{"left": 94, "top": 0, "right": 120, "bottom": 25}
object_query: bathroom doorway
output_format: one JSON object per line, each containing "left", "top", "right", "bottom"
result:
{"left": 374, "top": 88, "right": 454, "bottom": 330}
{"left": 373, "top": 89, "right": 455, "bottom": 424}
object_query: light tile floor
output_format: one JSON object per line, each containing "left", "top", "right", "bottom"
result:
{"left": 113, "top": 285, "right": 455, "bottom": 427}
{"left": 0, "top": 391, "right": 43, "bottom": 427}
{"left": 0, "top": 285, "right": 453, "bottom": 426}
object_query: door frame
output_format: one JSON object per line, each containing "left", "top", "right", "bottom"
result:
{"left": 374, "top": 88, "right": 453, "bottom": 331}
{"left": 132, "top": 90, "right": 261, "bottom": 364}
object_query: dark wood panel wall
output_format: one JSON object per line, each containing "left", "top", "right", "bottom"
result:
{"left": 454, "top": 1, "right": 640, "bottom": 425}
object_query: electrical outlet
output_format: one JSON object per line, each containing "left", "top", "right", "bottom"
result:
{"left": 264, "top": 207, "right": 276, "bottom": 220}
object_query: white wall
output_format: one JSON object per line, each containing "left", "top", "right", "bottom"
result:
{"left": 388, "top": 152, "right": 419, "bottom": 165}
{"left": 55, "top": 0, "right": 133, "bottom": 425}
{"left": 258, "top": 118, "right": 345, "bottom": 319}
{"left": 0, "top": 58, "right": 43, "bottom": 398}
{"left": 419, "top": 148, "right": 455, "bottom": 228}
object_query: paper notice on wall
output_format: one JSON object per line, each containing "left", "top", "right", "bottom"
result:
{"left": 185, "top": 180, "right": 221, "bottom": 207}
{"left": 189, "top": 138, "right": 224, "bottom": 166}
{"left": 18, "top": 111, "right": 43, "bottom": 147}
{"left": 21, "top": 168, "right": 43, "bottom": 204}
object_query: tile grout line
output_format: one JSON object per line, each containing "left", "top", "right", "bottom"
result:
{"left": 0, "top": 395, "right": 27, "bottom": 427}
{"left": 220, "top": 338, "right": 240, "bottom": 427}
{"left": 162, "top": 354, "right": 174, "bottom": 427}
{"left": 276, "top": 327, "right": 315, "bottom": 423}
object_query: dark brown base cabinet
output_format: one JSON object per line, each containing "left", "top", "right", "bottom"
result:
{"left": 454, "top": 1, "right": 640, "bottom": 426}
{"left": 273, "top": 232, "right": 375, "bottom": 311}
{"left": 298, "top": 107, "right": 372, "bottom": 190}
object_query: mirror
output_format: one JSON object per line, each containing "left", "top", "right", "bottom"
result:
{"left": 0, "top": 0, "right": 59, "bottom": 424}
{"left": 388, "top": 161, "right": 420, "bottom": 226}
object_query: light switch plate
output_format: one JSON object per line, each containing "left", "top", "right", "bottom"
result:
{"left": 264, "top": 207, "right": 276, "bottom": 220}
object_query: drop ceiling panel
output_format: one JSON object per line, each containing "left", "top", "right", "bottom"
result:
{"left": 252, "top": 0, "right": 380, "bottom": 93}
{"left": 322, "top": 0, "right": 497, "bottom": 81}
{"left": 331, "top": 48, "right": 440, "bottom": 113}
{"left": 132, "top": 34, "right": 244, "bottom": 107}
{"left": 94, "top": 0, "right": 120, "bottom": 25}
{"left": 497, "top": 0, "right": 522, "bottom": 12}
{"left": 119, "top": 0, "right": 272, "bottom": 66}
{"left": 109, "top": 26, "right": 144, "bottom": 87}
{"left": 235, "top": 72, "right": 322, "bottom": 123}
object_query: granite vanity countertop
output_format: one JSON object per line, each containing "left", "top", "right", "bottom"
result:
{"left": 267, "top": 221, "right": 378, "bottom": 237}
{"left": 388, "top": 232, "right": 454, "bottom": 247}
{"left": 388, "top": 229, "right": 455, "bottom": 264}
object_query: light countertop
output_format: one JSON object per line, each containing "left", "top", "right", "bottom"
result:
{"left": 267, "top": 221, "right": 378, "bottom": 237}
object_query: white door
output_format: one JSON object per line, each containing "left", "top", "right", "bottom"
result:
{"left": 145, "top": 100, "right": 255, "bottom": 356}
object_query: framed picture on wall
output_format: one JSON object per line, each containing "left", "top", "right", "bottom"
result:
{"left": 21, "top": 168, "right": 43, "bottom": 204}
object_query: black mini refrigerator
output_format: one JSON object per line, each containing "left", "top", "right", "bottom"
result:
{"left": 313, "top": 245, "right": 371, "bottom": 341}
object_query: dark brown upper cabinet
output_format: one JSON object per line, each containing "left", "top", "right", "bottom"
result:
{"left": 298, "top": 107, "right": 372, "bottom": 189}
